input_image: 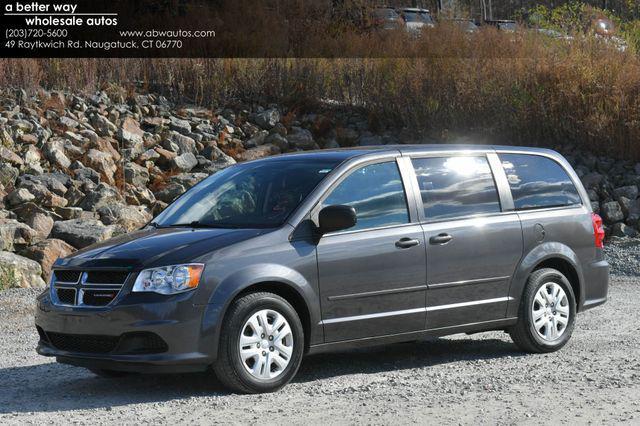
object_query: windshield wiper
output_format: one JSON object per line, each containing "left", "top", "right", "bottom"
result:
{"left": 165, "top": 221, "right": 242, "bottom": 229}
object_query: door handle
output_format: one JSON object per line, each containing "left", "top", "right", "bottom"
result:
{"left": 429, "top": 233, "right": 453, "bottom": 245}
{"left": 395, "top": 238, "right": 421, "bottom": 249}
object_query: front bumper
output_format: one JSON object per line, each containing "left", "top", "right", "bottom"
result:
{"left": 35, "top": 289, "right": 214, "bottom": 373}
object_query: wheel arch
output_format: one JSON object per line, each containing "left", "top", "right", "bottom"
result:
{"left": 233, "top": 281, "right": 312, "bottom": 351}
{"left": 201, "top": 264, "right": 321, "bottom": 361}
{"left": 507, "top": 242, "right": 585, "bottom": 317}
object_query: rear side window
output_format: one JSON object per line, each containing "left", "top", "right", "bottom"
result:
{"left": 411, "top": 156, "right": 501, "bottom": 221}
{"left": 323, "top": 161, "right": 409, "bottom": 231}
{"left": 499, "top": 154, "right": 581, "bottom": 210}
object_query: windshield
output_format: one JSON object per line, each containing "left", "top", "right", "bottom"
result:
{"left": 372, "top": 9, "right": 399, "bottom": 20}
{"left": 153, "top": 159, "right": 339, "bottom": 229}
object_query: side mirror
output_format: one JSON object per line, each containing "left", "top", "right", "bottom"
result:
{"left": 318, "top": 205, "right": 357, "bottom": 234}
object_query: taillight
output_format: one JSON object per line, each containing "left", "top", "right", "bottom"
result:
{"left": 591, "top": 213, "right": 605, "bottom": 248}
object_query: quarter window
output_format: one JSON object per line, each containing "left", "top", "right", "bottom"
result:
{"left": 412, "top": 156, "right": 501, "bottom": 220}
{"left": 500, "top": 154, "right": 581, "bottom": 210}
{"left": 322, "top": 161, "right": 409, "bottom": 231}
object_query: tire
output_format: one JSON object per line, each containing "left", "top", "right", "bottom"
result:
{"left": 214, "top": 292, "right": 304, "bottom": 394}
{"left": 509, "top": 268, "right": 577, "bottom": 353}
{"left": 88, "top": 368, "right": 132, "bottom": 378}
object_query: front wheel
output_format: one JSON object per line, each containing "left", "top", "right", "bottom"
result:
{"left": 214, "top": 292, "right": 304, "bottom": 393}
{"left": 509, "top": 268, "right": 576, "bottom": 353}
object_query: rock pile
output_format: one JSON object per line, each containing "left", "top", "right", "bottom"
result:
{"left": 0, "top": 88, "right": 639, "bottom": 288}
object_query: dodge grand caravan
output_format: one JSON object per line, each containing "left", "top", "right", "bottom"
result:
{"left": 35, "top": 145, "right": 609, "bottom": 393}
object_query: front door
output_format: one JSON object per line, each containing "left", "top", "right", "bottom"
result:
{"left": 410, "top": 155, "right": 523, "bottom": 330}
{"left": 316, "top": 160, "right": 427, "bottom": 342}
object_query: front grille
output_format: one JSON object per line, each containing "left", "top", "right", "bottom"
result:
{"left": 115, "top": 332, "right": 169, "bottom": 354}
{"left": 86, "top": 271, "right": 130, "bottom": 285}
{"left": 56, "top": 288, "right": 76, "bottom": 305}
{"left": 82, "top": 289, "right": 119, "bottom": 306}
{"left": 46, "top": 332, "right": 120, "bottom": 353}
{"left": 51, "top": 269, "right": 130, "bottom": 307}
{"left": 40, "top": 330, "right": 168, "bottom": 355}
{"left": 54, "top": 270, "right": 81, "bottom": 283}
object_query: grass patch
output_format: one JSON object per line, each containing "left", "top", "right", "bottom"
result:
{"left": 0, "top": 265, "right": 17, "bottom": 291}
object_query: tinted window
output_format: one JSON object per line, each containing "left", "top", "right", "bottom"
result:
{"left": 412, "top": 156, "right": 501, "bottom": 220}
{"left": 154, "top": 159, "right": 338, "bottom": 228}
{"left": 500, "top": 154, "right": 581, "bottom": 210}
{"left": 323, "top": 162, "right": 409, "bottom": 231}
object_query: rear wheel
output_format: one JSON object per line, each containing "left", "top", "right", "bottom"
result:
{"left": 214, "top": 292, "right": 304, "bottom": 393}
{"left": 509, "top": 268, "right": 576, "bottom": 353}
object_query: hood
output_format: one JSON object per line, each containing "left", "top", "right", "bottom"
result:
{"left": 55, "top": 227, "right": 272, "bottom": 270}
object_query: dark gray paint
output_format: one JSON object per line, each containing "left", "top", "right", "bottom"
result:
{"left": 35, "top": 145, "right": 609, "bottom": 372}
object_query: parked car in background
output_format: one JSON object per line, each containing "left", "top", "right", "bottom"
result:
{"left": 35, "top": 145, "right": 609, "bottom": 394}
{"left": 398, "top": 8, "right": 435, "bottom": 35}
{"left": 370, "top": 7, "right": 403, "bottom": 31}
{"left": 485, "top": 19, "right": 518, "bottom": 32}
{"left": 445, "top": 18, "right": 479, "bottom": 33}
{"left": 532, "top": 28, "right": 574, "bottom": 41}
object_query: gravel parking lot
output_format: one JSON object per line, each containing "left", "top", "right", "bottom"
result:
{"left": 1, "top": 272, "right": 639, "bottom": 424}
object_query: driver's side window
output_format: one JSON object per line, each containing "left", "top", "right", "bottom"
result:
{"left": 322, "top": 161, "right": 409, "bottom": 232}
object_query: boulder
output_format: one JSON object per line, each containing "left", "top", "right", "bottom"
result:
{"left": 124, "top": 162, "right": 150, "bottom": 187}
{"left": 26, "top": 212, "right": 54, "bottom": 240}
{"left": 611, "top": 222, "right": 638, "bottom": 238}
{"left": 171, "top": 173, "right": 208, "bottom": 189}
{"left": 166, "top": 131, "right": 197, "bottom": 155}
{"left": 0, "top": 251, "right": 46, "bottom": 289}
{"left": 97, "top": 204, "right": 152, "bottom": 232}
{"left": 0, "top": 162, "right": 19, "bottom": 187}
{"left": 169, "top": 117, "right": 192, "bottom": 135}
{"left": 154, "top": 183, "right": 186, "bottom": 203}
{"left": 254, "top": 109, "right": 280, "bottom": 130}
{"left": 172, "top": 152, "right": 198, "bottom": 172}
{"left": 613, "top": 185, "right": 639, "bottom": 202}
{"left": 286, "top": 127, "right": 315, "bottom": 150}
{"left": 78, "top": 183, "right": 123, "bottom": 211}
{"left": 265, "top": 133, "right": 290, "bottom": 152}
{"left": 0, "top": 147, "right": 24, "bottom": 166}
{"left": 21, "top": 239, "right": 76, "bottom": 280}
{"left": 581, "top": 172, "right": 604, "bottom": 189}
{"left": 51, "top": 219, "right": 115, "bottom": 249}
{"left": 85, "top": 149, "right": 118, "bottom": 186}
{"left": 129, "top": 186, "right": 156, "bottom": 206}
{"left": 237, "top": 144, "right": 281, "bottom": 162}
{"left": 91, "top": 114, "right": 117, "bottom": 136}
{"left": 0, "top": 219, "right": 38, "bottom": 252}
{"left": 51, "top": 206, "right": 83, "bottom": 220}
{"left": 6, "top": 188, "right": 35, "bottom": 206}
{"left": 601, "top": 201, "right": 624, "bottom": 224}
{"left": 244, "top": 130, "right": 268, "bottom": 149}
{"left": 43, "top": 138, "right": 72, "bottom": 169}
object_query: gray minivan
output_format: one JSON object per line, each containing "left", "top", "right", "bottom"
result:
{"left": 35, "top": 145, "right": 609, "bottom": 393}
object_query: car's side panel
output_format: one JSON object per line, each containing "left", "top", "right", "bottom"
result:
{"left": 197, "top": 227, "right": 323, "bottom": 360}
{"left": 506, "top": 208, "right": 591, "bottom": 317}
{"left": 422, "top": 214, "right": 523, "bottom": 329}
{"left": 316, "top": 224, "right": 427, "bottom": 342}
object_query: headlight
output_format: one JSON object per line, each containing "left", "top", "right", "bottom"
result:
{"left": 132, "top": 264, "right": 204, "bottom": 295}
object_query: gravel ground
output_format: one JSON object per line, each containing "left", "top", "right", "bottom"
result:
{"left": 1, "top": 272, "right": 638, "bottom": 424}
{"left": 604, "top": 239, "right": 640, "bottom": 276}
